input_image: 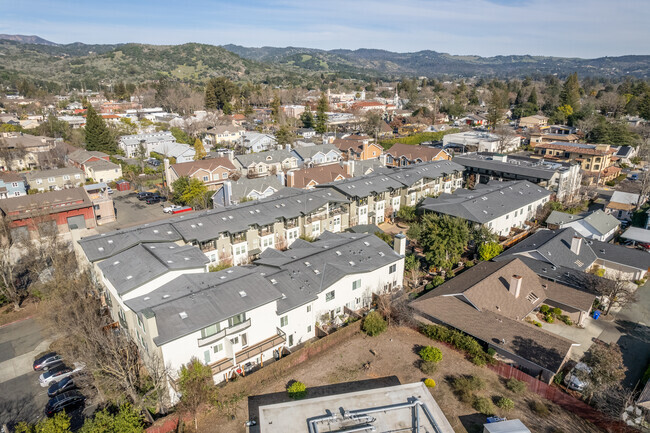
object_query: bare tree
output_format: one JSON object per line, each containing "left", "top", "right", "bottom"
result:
{"left": 0, "top": 214, "right": 26, "bottom": 310}
{"left": 634, "top": 135, "right": 650, "bottom": 210}
{"left": 588, "top": 271, "right": 638, "bottom": 315}
{"left": 493, "top": 125, "right": 518, "bottom": 153}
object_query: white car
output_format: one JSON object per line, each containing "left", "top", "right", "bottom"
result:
{"left": 106, "top": 186, "right": 114, "bottom": 194}
{"left": 39, "top": 362, "right": 85, "bottom": 387}
{"left": 564, "top": 362, "right": 591, "bottom": 392}
{"left": 163, "top": 205, "right": 182, "bottom": 213}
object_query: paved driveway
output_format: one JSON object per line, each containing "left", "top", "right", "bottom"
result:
{"left": 95, "top": 190, "right": 175, "bottom": 233}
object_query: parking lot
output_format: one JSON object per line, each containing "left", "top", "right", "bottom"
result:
{"left": 95, "top": 190, "right": 177, "bottom": 233}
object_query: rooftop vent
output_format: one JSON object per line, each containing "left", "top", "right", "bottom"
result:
{"left": 107, "top": 240, "right": 114, "bottom": 244}
{"left": 239, "top": 291, "right": 247, "bottom": 298}
{"left": 314, "top": 269, "right": 320, "bottom": 275}
{"left": 219, "top": 276, "right": 226, "bottom": 279}
{"left": 126, "top": 275, "right": 133, "bottom": 280}
{"left": 304, "top": 261, "right": 311, "bottom": 267}
{"left": 336, "top": 251, "right": 341, "bottom": 255}
{"left": 179, "top": 312, "right": 188, "bottom": 319}
{"left": 113, "top": 260, "right": 120, "bottom": 265}
{"left": 144, "top": 297, "right": 150, "bottom": 301}
{"left": 163, "top": 294, "right": 170, "bottom": 299}
{"left": 153, "top": 229, "right": 159, "bottom": 234}
{"left": 271, "top": 279, "right": 278, "bottom": 284}
{"left": 349, "top": 261, "right": 355, "bottom": 266}
{"left": 98, "top": 247, "right": 104, "bottom": 252}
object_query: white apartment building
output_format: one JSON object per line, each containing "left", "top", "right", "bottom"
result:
{"left": 443, "top": 131, "right": 521, "bottom": 153}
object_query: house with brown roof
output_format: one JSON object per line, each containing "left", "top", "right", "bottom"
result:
{"left": 411, "top": 258, "right": 594, "bottom": 383}
{"left": 0, "top": 132, "right": 58, "bottom": 171}
{"left": 530, "top": 133, "right": 580, "bottom": 145}
{"left": 532, "top": 142, "right": 616, "bottom": 183}
{"left": 333, "top": 135, "right": 383, "bottom": 161}
{"left": 384, "top": 143, "right": 450, "bottom": 167}
{"left": 286, "top": 164, "right": 351, "bottom": 189}
{"left": 518, "top": 115, "right": 548, "bottom": 129}
{"left": 165, "top": 157, "right": 237, "bottom": 191}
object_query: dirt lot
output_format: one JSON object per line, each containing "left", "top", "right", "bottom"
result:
{"left": 194, "top": 326, "right": 602, "bottom": 433}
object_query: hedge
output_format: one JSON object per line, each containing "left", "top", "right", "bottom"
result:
{"left": 420, "top": 324, "right": 494, "bottom": 366}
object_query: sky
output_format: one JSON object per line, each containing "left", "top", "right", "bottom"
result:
{"left": 1, "top": 0, "right": 649, "bottom": 58}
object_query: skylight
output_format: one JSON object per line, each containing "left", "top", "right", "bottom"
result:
{"left": 271, "top": 279, "right": 278, "bottom": 284}
{"left": 239, "top": 291, "right": 247, "bottom": 297}
{"left": 163, "top": 294, "right": 170, "bottom": 299}
{"left": 179, "top": 312, "right": 188, "bottom": 319}
{"left": 304, "top": 261, "right": 311, "bottom": 267}
{"left": 113, "top": 261, "right": 120, "bottom": 265}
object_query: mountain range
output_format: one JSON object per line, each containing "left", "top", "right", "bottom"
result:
{"left": 0, "top": 34, "right": 648, "bottom": 91}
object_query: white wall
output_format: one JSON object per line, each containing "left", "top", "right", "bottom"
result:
{"left": 485, "top": 196, "right": 549, "bottom": 236}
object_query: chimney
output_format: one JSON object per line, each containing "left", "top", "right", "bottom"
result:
{"left": 286, "top": 171, "right": 294, "bottom": 187}
{"left": 344, "top": 160, "right": 355, "bottom": 176}
{"left": 163, "top": 158, "right": 172, "bottom": 191}
{"left": 571, "top": 236, "right": 581, "bottom": 255}
{"left": 393, "top": 232, "right": 406, "bottom": 256}
{"left": 509, "top": 275, "right": 522, "bottom": 298}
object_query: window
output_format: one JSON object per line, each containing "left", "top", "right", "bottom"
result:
{"left": 203, "top": 175, "right": 209, "bottom": 181}
{"left": 505, "top": 214, "right": 509, "bottom": 220}
{"left": 222, "top": 172, "right": 228, "bottom": 179}
{"left": 47, "top": 177, "right": 55, "bottom": 183}
{"left": 325, "top": 291, "right": 335, "bottom": 302}
{"left": 14, "top": 191, "right": 20, "bottom": 196}
{"left": 201, "top": 323, "right": 221, "bottom": 338}
{"left": 280, "top": 315, "right": 288, "bottom": 327}
{"left": 356, "top": 297, "right": 361, "bottom": 305}
{"left": 63, "top": 175, "right": 70, "bottom": 181}
{"left": 11, "top": 182, "right": 18, "bottom": 187}
{"left": 352, "top": 279, "right": 361, "bottom": 291}
{"left": 228, "top": 313, "right": 246, "bottom": 327}
{"left": 137, "top": 315, "right": 145, "bottom": 332}
{"left": 230, "top": 336, "right": 239, "bottom": 345}
{"left": 307, "top": 325, "right": 312, "bottom": 333}
{"left": 213, "top": 343, "right": 223, "bottom": 353}
{"left": 389, "top": 264, "right": 397, "bottom": 274}
{"left": 528, "top": 205, "right": 532, "bottom": 211}
{"left": 74, "top": 174, "right": 81, "bottom": 179}
{"left": 36, "top": 179, "right": 42, "bottom": 185}
{"left": 204, "top": 350, "right": 211, "bottom": 364}
{"left": 241, "top": 333, "right": 248, "bottom": 347}
{"left": 306, "top": 305, "right": 311, "bottom": 313}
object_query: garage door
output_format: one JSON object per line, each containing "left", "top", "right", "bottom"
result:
{"left": 67, "top": 215, "right": 86, "bottom": 230}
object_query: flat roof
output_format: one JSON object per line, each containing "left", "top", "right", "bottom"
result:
{"left": 621, "top": 227, "right": 650, "bottom": 244}
{"left": 258, "top": 382, "right": 455, "bottom": 433}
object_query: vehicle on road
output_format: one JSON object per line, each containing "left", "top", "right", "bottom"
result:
{"left": 47, "top": 377, "right": 76, "bottom": 397}
{"left": 33, "top": 353, "right": 63, "bottom": 371}
{"left": 564, "top": 362, "right": 592, "bottom": 392}
{"left": 44, "top": 391, "right": 85, "bottom": 417}
{"left": 163, "top": 204, "right": 183, "bottom": 213}
{"left": 39, "top": 363, "right": 85, "bottom": 387}
{"left": 145, "top": 195, "right": 162, "bottom": 204}
{"left": 106, "top": 186, "right": 114, "bottom": 194}
{"left": 137, "top": 191, "right": 154, "bottom": 200}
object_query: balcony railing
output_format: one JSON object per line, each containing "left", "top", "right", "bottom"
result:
{"left": 231, "top": 234, "right": 246, "bottom": 243}
{"left": 259, "top": 227, "right": 273, "bottom": 236}
{"left": 197, "top": 328, "right": 226, "bottom": 347}
{"left": 225, "top": 318, "right": 251, "bottom": 336}
{"left": 200, "top": 241, "right": 216, "bottom": 253}
{"left": 285, "top": 219, "right": 299, "bottom": 229}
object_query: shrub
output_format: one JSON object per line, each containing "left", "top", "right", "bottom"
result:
{"left": 531, "top": 401, "right": 550, "bottom": 417}
{"left": 421, "top": 324, "right": 493, "bottom": 366}
{"left": 420, "top": 360, "right": 438, "bottom": 375}
{"left": 424, "top": 378, "right": 436, "bottom": 388}
{"left": 487, "top": 348, "right": 496, "bottom": 357}
{"left": 540, "top": 305, "right": 550, "bottom": 314}
{"left": 545, "top": 315, "right": 555, "bottom": 324}
{"left": 505, "top": 378, "right": 527, "bottom": 394}
{"left": 552, "top": 307, "right": 562, "bottom": 316}
{"left": 362, "top": 311, "right": 387, "bottom": 336}
{"left": 431, "top": 275, "right": 445, "bottom": 288}
{"left": 559, "top": 315, "right": 573, "bottom": 325}
{"left": 471, "top": 355, "right": 487, "bottom": 366}
{"left": 553, "top": 371, "right": 565, "bottom": 386}
{"left": 287, "top": 381, "right": 307, "bottom": 399}
{"left": 473, "top": 396, "right": 495, "bottom": 415}
{"left": 419, "top": 346, "right": 443, "bottom": 363}
{"left": 496, "top": 397, "right": 514, "bottom": 411}
{"left": 534, "top": 321, "right": 542, "bottom": 327}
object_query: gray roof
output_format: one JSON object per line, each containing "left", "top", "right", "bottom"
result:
{"left": 125, "top": 232, "right": 401, "bottom": 345}
{"left": 291, "top": 144, "right": 340, "bottom": 160}
{"left": 350, "top": 159, "right": 384, "bottom": 177}
{"left": 229, "top": 176, "right": 284, "bottom": 199}
{"left": 236, "top": 149, "right": 296, "bottom": 167}
{"left": 24, "top": 166, "right": 84, "bottom": 181}
{"left": 119, "top": 131, "right": 175, "bottom": 146}
{"left": 420, "top": 180, "right": 551, "bottom": 224}
{"left": 590, "top": 239, "right": 650, "bottom": 271}
{"left": 546, "top": 210, "right": 583, "bottom": 226}
{"left": 610, "top": 191, "right": 640, "bottom": 206}
{"left": 320, "top": 160, "right": 465, "bottom": 199}
{"left": 79, "top": 187, "right": 348, "bottom": 261}
{"left": 621, "top": 227, "right": 650, "bottom": 244}
{"left": 580, "top": 210, "right": 620, "bottom": 236}
{"left": 98, "top": 243, "right": 208, "bottom": 295}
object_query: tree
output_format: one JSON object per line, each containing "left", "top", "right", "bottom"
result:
{"left": 78, "top": 403, "right": 144, "bottom": 433}
{"left": 204, "top": 77, "right": 238, "bottom": 113}
{"left": 493, "top": 125, "right": 518, "bottom": 153}
{"left": 15, "top": 412, "right": 71, "bottom": 433}
{"left": 362, "top": 110, "right": 383, "bottom": 141}
{"left": 274, "top": 124, "right": 294, "bottom": 146}
{"left": 486, "top": 89, "right": 507, "bottom": 130}
{"left": 559, "top": 72, "right": 581, "bottom": 112}
{"left": 0, "top": 214, "right": 28, "bottom": 310}
{"left": 193, "top": 138, "right": 206, "bottom": 160}
{"left": 300, "top": 109, "right": 314, "bottom": 128}
{"left": 528, "top": 87, "right": 538, "bottom": 107}
{"left": 135, "top": 141, "right": 147, "bottom": 170}
{"left": 580, "top": 343, "right": 626, "bottom": 396}
{"left": 589, "top": 272, "right": 638, "bottom": 315}
{"left": 404, "top": 253, "right": 424, "bottom": 287}
{"left": 362, "top": 311, "right": 387, "bottom": 336}
{"left": 419, "top": 214, "right": 470, "bottom": 271}
{"left": 85, "top": 104, "right": 118, "bottom": 154}
{"left": 478, "top": 242, "right": 503, "bottom": 261}
{"left": 396, "top": 205, "right": 417, "bottom": 222}
{"left": 178, "top": 178, "right": 209, "bottom": 209}
{"left": 178, "top": 357, "right": 217, "bottom": 430}
{"left": 315, "top": 93, "right": 329, "bottom": 134}
{"left": 270, "top": 95, "right": 281, "bottom": 120}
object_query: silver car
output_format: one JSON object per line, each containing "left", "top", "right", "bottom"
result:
{"left": 39, "top": 363, "right": 85, "bottom": 388}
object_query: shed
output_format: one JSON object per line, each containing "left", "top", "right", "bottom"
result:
{"left": 116, "top": 180, "right": 131, "bottom": 191}
{"left": 483, "top": 419, "right": 531, "bottom": 433}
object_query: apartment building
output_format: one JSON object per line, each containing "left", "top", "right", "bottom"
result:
{"left": 291, "top": 144, "right": 342, "bottom": 167}
{"left": 384, "top": 143, "right": 450, "bottom": 167}
{"left": 532, "top": 142, "right": 615, "bottom": 173}
{"left": 0, "top": 132, "right": 58, "bottom": 171}
{"left": 84, "top": 231, "right": 403, "bottom": 390}
{"left": 165, "top": 157, "right": 237, "bottom": 191}
{"left": 235, "top": 150, "right": 299, "bottom": 178}
{"left": 24, "top": 167, "right": 85, "bottom": 192}
{"left": 0, "top": 172, "right": 27, "bottom": 198}
{"left": 118, "top": 132, "right": 178, "bottom": 158}
{"left": 442, "top": 131, "right": 521, "bottom": 153}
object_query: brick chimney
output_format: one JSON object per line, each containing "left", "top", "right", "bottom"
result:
{"left": 509, "top": 275, "right": 522, "bottom": 298}
{"left": 571, "top": 236, "right": 582, "bottom": 255}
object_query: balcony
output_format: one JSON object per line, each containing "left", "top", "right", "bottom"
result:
{"left": 285, "top": 219, "right": 299, "bottom": 229}
{"left": 306, "top": 213, "right": 327, "bottom": 224}
{"left": 357, "top": 198, "right": 368, "bottom": 206}
{"left": 200, "top": 241, "right": 216, "bottom": 253}
{"left": 197, "top": 328, "right": 226, "bottom": 347}
{"left": 225, "top": 318, "right": 251, "bottom": 336}
{"left": 259, "top": 227, "right": 273, "bottom": 236}
{"left": 209, "top": 327, "right": 286, "bottom": 376}
{"left": 231, "top": 233, "right": 246, "bottom": 243}
{"left": 329, "top": 206, "right": 346, "bottom": 217}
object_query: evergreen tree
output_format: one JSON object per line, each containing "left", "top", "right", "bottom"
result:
{"left": 315, "top": 93, "right": 329, "bottom": 134}
{"left": 300, "top": 109, "right": 314, "bottom": 128}
{"left": 193, "top": 138, "right": 206, "bottom": 160}
{"left": 275, "top": 124, "right": 294, "bottom": 146}
{"left": 84, "top": 104, "right": 117, "bottom": 154}
{"left": 270, "top": 95, "right": 281, "bottom": 121}
{"left": 560, "top": 72, "right": 581, "bottom": 111}
{"left": 204, "top": 77, "right": 238, "bottom": 112}
{"left": 204, "top": 80, "right": 217, "bottom": 109}
{"left": 486, "top": 89, "right": 507, "bottom": 130}
{"left": 528, "top": 87, "right": 538, "bottom": 106}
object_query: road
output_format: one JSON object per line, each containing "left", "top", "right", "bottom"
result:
{"left": 0, "top": 318, "right": 52, "bottom": 427}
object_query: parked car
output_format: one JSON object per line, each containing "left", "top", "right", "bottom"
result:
{"left": 145, "top": 195, "right": 162, "bottom": 204}
{"left": 33, "top": 353, "right": 63, "bottom": 371}
{"left": 44, "top": 391, "right": 85, "bottom": 417}
{"left": 147, "top": 158, "right": 161, "bottom": 167}
{"left": 564, "top": 362, "right": 592, "bottom": 392}
{"left": 47, "top": 377, "right": 76, "bottom": 397}
{"left": 106, "top": 186, "right": 114, "bottom": 194}
{"left": 137, "top": 191, "right": 154, "bottom": 201}
{"left": 631, "top": 174, "right": 639, "bottom": 181}
{"left": 39, "top": 363, "right": 85, "bottom": 387}
{"left": 163, "top": 204, "right": 183, "bottom": 213}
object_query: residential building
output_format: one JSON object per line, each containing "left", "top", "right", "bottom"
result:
{"left": 456, "top": 113, "right": 488, "bottom": 127}
{"left": 296, "top": 128, "right": 316, "bottom": 139}
{"left": 85, "top": 160, "right": 123, "bottom": 183}
{"left": 235, "top": 150, "right": 299, "bottom": 178}
{"left": 165, "top": 157, "right": 237, "bottom": 191}
{"left": 286, "top": 164, "right": 350, "bottom": 189}
{"left": 453, "top": 153, "right": 582, "bottom": 202}
{"left": 321, "top": 161, "right": 465, "bottom": 226}
{"left": 24, "top": 167, "right": 85, "bottom": 192}
{"left": 495, "top": 228, "right": 650, "bottom": 281}
{"left": 551, "top": 209, "right": 620, "bottom": 241}
{"left": 345, "top": 159, "right": 385, "bottom": 177}
{"left": 518, "top": 115, "right": 548, "bottom": 129}
{"left": 57, "top": 115, "right": 86, "bottom": 129}
{"left": 258, "top": 382, "right": 455, "bottom": 433}
{"left": 0, "top": 132, "right": 58, "bottom": 171}
{"left": 212, "top": 176, "right": 284, "bottom": 207}
{"left": 242, "top": 132, "right": 277, "bottom": 153}
{"left": 85, "top": 231, "right": 403, "bottom": 388}
{"left": 118, "top": 131, "right": 177, "bottom": 158}
{"left": 411, "top": 258, "right": 595, "bottom": 383}
{"left": 67, "top": 148, "right": 110, "bottom": 171}
{"left": 203, "top": 125, "right": 245, "bottom": 147}
{"left": 84, "top": 183, "right": 116, "bottom": 225}
{"left": 333, "top": 136, "right": 383, "bottom": 161}
{"left": 442, "top": 131, "right": 521, "bottom": 153}
{"left": 0, "top": 187, "right": 95, "bottom": 237}
{"left": 384, "top": 143, "right": 451, "bottom": 167}
{"left": 614, "top": 146, "right": 637, "bottom": 164}
{"left": 529, "top": 133, "right": 580, "bottom": 145}
{"left": 606, "top": 191, "right": 643, "bottom": 221}
{"left": 531, "top": 142, "right": 616, "bottom": 174}
{"left": 0, "top": 172, "right": 27, "bottom": 198}
{"left": 543, "top": 125, "right": 578, "bottom": 135}
{"left": 291, "top": 144, "right": 342, "bottom": 167}
{"left": 420, "top": 180, "right": 551, "bottom": 237}
{"left": 281, "top": 105, "right": 306, "bottom": 118}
